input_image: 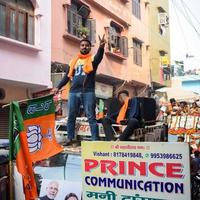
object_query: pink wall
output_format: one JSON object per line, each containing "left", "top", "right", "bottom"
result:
{"left": 52, "top": 0, "right": 150, "bottom": 87}
{"left": 0, "top": 0, "right": 52, "bottom": 89}
{"left": 126, "top": 0, "right": 150, "bottom": 84}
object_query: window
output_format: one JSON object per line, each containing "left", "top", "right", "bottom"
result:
{"left": 107, "top": 22, "right": 128, "bottom": 57}
{"left": 0, "top": 4, "right": 6, "bottom": 36}
{"left": 18, "top": 12, "right": 25, "bottom": 42}
{"left": 67, "top": 0, "right": 96, "bottom": 43}
{"left": 0, "top": 0, "right": 34, "bottom": 44}
{"left": 132, "top": 0, "right": 141, "bottom": 19}
{"left": 28, "top": 15, "right": 34, "bottom": 44}
{"left": 133, "top": 39, "right": 142, "bottom": 66}
{"left": 163, "top": 67, "right": 171, "bottom": 80}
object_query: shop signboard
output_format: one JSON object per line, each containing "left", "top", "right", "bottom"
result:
{"left": 95, "top": 82, "right": 113, "bottom": 99}
{"left": 161, "top": 56, "right": 169, "bottom": 66}
{"left": 76, "top": 121, "right": 105, "bottom": 137}
{"left": 82, "top": 141, "right": 191, "bottom": 200}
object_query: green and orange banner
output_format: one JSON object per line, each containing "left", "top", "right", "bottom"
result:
{"left": 9, "top": 101, "right": 38, "bottom": 200}
{"left": 23, "top": 95, "right": 63, "bottom": 162}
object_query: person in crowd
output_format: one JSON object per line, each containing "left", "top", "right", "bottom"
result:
{"left": 39, "top": 181, "right": 59, "bottom": 200}
{"left": 190, "top": 146, "right": 194, "bottom": 158}
{"left": 191, "top": 150, "right": 200, "bottom": 176}
{"left": 156, "top": 105, "right": 168, "bottom": 122}
{"left": 191, "top": 140, "right": 198, "bottom": 152}
{"left": 167, "top": 98, "right": 179, "bottom": 115}
{"left": 101, "top": 90, "right": 141, "bottom": 141}
{"left": 190, "top": 101, "right": 200, "bottom": 115}
{"left": 65, "top": 193, "right": 79, "bottom": 200}
{"left": 52, "top": 35, "right": 106, "bottom": 145}
{"left": 177, "top": 101, "right": 189, "bottom": 115}
{"left": 177, "top": 135, "right": 185, "bottom": 142}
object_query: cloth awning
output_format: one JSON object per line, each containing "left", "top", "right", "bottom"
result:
{"left": 156, "top": 87, "right": 200, "bottom": 101}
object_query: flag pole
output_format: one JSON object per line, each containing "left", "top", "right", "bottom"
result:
{"left": 8, "top": 102, "right": 14, "bottom": 200}
{"left": 1, "top": 91, "right": 63, "bottom": 109}
{"left": 2, "top": 98, "right": 29, "bottom": 109}
{"left": 9, "top": 160, "right": 14, "bottom": 200}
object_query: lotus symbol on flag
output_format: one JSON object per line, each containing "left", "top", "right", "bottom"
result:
{"left": 27, "top": 125, "right": 42, "bottom": 153}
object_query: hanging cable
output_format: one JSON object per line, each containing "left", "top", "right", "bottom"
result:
{"left": 180, "top": 0, "right": 200, "bottom": 37}
{"left": 172, "top": 0, "right": 200, "bottom": 39}
{"left": 181, "top": 0, "right": 200, "bottom": 27}
{"left": 172, "top": 0, "right": 190, "bottom": 51}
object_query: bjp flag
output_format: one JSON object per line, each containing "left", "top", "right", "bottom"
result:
{"left": 23, "top": 95, "right": 63, "bottom": 162}
{"left": 9, "top": 102, "right": 38, "bottom": 200}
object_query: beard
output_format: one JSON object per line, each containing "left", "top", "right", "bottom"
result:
{"left": 47, "top": 194, "right": 56, "bottom": 199}
{"left": 80, "top": 48, "right": 90, "bottom": 55}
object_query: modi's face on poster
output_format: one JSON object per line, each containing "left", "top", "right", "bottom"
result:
{"left": 46, "top": 181, "right": 59, "bottom": 199}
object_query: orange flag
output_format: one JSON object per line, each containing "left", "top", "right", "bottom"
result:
{"left": 116, "top": 97, "right": 130, "bottom": 124}
{"left": 23, "top": 95, "right": 63, "bottom": 162}
{"left": 9, "top": 102, "right": 38, "bottom": 200}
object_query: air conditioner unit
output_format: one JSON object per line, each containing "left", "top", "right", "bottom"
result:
{"left": 78, "top": 5, "right": 90, "bottom": 18}
{"left": 0, "top": 88, "right": 6, "bottom": 100}
{"left": 158, "top": 13, "right": 168, "bottom": 25}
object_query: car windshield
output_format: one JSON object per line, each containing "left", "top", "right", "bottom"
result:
{"left": 34, "top": 152, "right": 82, "bottom": 194}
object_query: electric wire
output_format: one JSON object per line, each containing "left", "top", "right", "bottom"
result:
{"left": 172, "top": 0, "right": 190, "bottom": 51}
{"left": 172, "top": 0, "right": 200, "bottom": 39}
{"left": 181, "top": 0, "right": 200, "bottom": 27}
{"left": 180, "top": 0, "right": 200, "bottom": 38}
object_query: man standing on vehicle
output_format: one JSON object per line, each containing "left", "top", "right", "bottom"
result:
{"left": 52, "top": 35, "right": 106, "bottom": 145}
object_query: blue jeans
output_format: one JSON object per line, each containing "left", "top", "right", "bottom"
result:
{"left": 67, "top": 92, "right": 99, "bottom": 140}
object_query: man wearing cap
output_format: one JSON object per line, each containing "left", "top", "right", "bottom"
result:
{"left": 52, "top": 36, "right": 106, "bottom": 145}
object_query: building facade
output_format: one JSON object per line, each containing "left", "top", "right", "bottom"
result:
{"left": 176, "top": 76, "right": 200, "bottom": 95}
{"left": 51, "top": 0, "right": 150, "bottom": 107}
{"left": 148, "top": 0, "right": 171, "bottom": 88}
{"left": 0, "top": 0, "right": 52, "bottom": 138}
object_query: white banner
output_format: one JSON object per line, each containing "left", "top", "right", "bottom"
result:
{"left": 82, "top": 142, "right": 191, "bottom": 200}
{"left": 95, "top": 82, "right": 113, "bottom": 99}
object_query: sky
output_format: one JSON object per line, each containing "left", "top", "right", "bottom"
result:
{"left": 169, "top": 0, "right": 200, "bottom": 70}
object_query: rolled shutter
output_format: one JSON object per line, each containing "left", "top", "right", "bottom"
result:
{"left": 0, "top": 105, "right": 26, "bottom": 139}
{"left": 0, "top": 106, "right": 9, "bottom": 139}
